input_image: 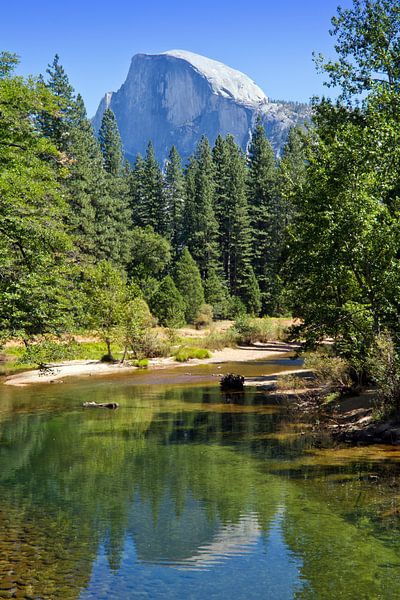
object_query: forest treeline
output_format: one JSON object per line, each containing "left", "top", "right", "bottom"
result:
{"left": 0, "top": 49, "right": 306, "bottom": 342}
{"left": 1, "top": 0, "right": 400, "bottom": 403}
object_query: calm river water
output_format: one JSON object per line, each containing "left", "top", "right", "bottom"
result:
{"left": 1, "top": 356, "right": 400, "bottom": 599}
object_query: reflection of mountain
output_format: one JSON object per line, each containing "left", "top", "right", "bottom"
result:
{"left": 130, "top": 491, "right": 260, "bottom": 569}
{"left": 174, "top": 512, "right": 260, "bottom": 570}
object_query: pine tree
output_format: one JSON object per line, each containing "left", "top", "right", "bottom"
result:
{"left": 238, "top": 265, "right": 261, "bottom": 316}
{"left": 40, "top": 57, "right": 131, "bottom": 267}
{"left": 129, "top": 142, "right": 166, "bottom": 235}
{"left": 38, "top": 54, "right": 76, "bottom": 152}
{"left": 204, "top": 267, "right": 231, "bottom": 320}
{"left": 150, "top": 276, "right": 186, "bottom": 328}
{"left": 129, "top": 153, "right": 146, "bottom": 227}
{"left": 164, "top": 145, "right": 185, "bottom": 249}
{"left": 98, "top": 108, "right": 124, "bottom": 175}
{"left": 247, "top": 117, "right": 281, "bottom": 314}
{"left": 213, "top": 135, "right": 253, "bottom": 303}
{"left": 182, "top": 137, "right": 219, "bottom": 280}
{"left": 174, "top": 248, "right": 205, "bottom": 323}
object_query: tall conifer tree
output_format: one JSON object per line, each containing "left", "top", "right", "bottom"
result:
{"left": 98, "top": 108, "right": 124, "bottom": 175}
{"left": 130, "top": 142, "right": 166, "bottom": 235}
{"left": 182, "top": 136, "right": 219, "bottom": 280}
{"left": 248, "top": 117, "right": 281, "bottom": 314}
{"left": 164, "top": 145, "right": 185, "bottom": 249}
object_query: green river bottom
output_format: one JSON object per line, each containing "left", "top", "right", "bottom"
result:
{"left": 0, "top": 355, "right": 400, "bottom": 599}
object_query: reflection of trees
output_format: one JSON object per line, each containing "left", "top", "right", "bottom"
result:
{"left": 0, "top": 385, "right": 285, "bottom": 597}
{"left": 2, "top": 382, "right": 399, "bottom": 598}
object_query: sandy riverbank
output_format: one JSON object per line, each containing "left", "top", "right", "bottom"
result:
{"left": 2, "top": 341, "right": 298, "bottom": 387}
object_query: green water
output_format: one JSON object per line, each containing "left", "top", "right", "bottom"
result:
{"left": 1, "top": 357, "right": 400, "bottom": 599}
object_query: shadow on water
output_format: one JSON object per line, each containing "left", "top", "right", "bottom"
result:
{"left": 0, "top": 355, "right": 400, "bottom": 599}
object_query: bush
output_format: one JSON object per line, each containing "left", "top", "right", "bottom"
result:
{"left": 134, "top": 358, "right": 149, "bottom": 368}
{"left": 276, "top": 374, "right": 310, "bottom": 391}
{"left": 367, "top": 333, "right": 400, "bottom": 414}
{"left": 174, "top": 346, "right": 211, "bottom": 362}
{"left": 194, "top": 304, "right": 213, "bottom": 329}
{"left": 233, "top": 317, "right": 286, "bottom": 345}
{"left": 131, "top": 331, "right": 171, "bottom": 359}
{"left": 202, "top": 329, "right": 239, "bottom": 350}
{"left": 304, "top": 349, "right": 351, "bottom": 389}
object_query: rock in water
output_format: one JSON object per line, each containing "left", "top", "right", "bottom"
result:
{"left": 92, "top": 50, "right": 309, "bottom": 163}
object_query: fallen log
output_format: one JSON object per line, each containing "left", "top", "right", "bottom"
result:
{"left": 82, "top": 401, "right": 119, "bottom": 409}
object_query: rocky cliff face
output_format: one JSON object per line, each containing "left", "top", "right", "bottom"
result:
{"left": 93, "top": 50, "right": 310, "bottom": 164}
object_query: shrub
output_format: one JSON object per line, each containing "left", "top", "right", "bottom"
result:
{"left": 131, "top": 331, "right": 171, "bottom": 359}
{"left": 276, "top": 374, "right": 309, "bottom": 391}
{"left": 367, "top": 333, "right": 400, "bottom": 414}
{"left": 304, "top": 349, "right": 351, "bottom": 389}
{"left": 174, "top": 346, "right": 211, "bottom": 362}
{"left": 194, "top": 304, "right": 213, "bottom": 329}
{"left": 134, "top": 358, "right": 149, "bottom": 368}
{"left": 233, "top": 317, "right": 288, "bottom": 344}
{"left": 202, "top": 329, "right": 238, "bottom": 350}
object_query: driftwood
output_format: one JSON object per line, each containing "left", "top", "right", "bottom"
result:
{"left": 82, "top": 401, "right": 119, "bottom": 409}
{"left": 220, "top": 373, "right": 245, "bottom": 391}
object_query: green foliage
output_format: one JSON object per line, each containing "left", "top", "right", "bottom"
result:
{"left": 82, "top": 261, "right": 128, "bottom": 359}
{"left": 149, "top": 276, "right": 186, "bottom": 328}
{"left": 134, "top": 358, "right": 149, "bottom": 368}
{"left": 129, "top": 226, "right": 171, "bottom": 281}
{"left": 0, "top": 52, "right": 74, "bottom": 340}
{"left": 238, "top": 265, "right": 261, "bottom": 317}
{"left": 17, "top": 338, "right": 80, "bottom": 367}
{"left": 174, "top": 248, "right": 204, "bottom": 323}
{"left": 314, "top": 0, "right": 400, "bottom": 103}
{"left": 122, "top": 297, "right": 155, "bottom": 360}
{"left": 174, "top": 346, "right": 211, "bottom": 362}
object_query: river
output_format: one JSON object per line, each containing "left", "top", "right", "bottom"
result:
{"left": 0, "top": 355, "right": 400, "bottom": 599}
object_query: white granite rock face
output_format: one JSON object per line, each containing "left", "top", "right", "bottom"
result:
{"left": 92, "top": 51, "right": 309, "bottom": 164}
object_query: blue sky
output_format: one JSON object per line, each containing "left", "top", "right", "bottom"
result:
{"left": 2, "top": 0, "right": 353, "bottom": 115}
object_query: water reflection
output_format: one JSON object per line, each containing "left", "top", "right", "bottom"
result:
{"left": 0, "top": 371, "right": 400, "bottom": 599}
